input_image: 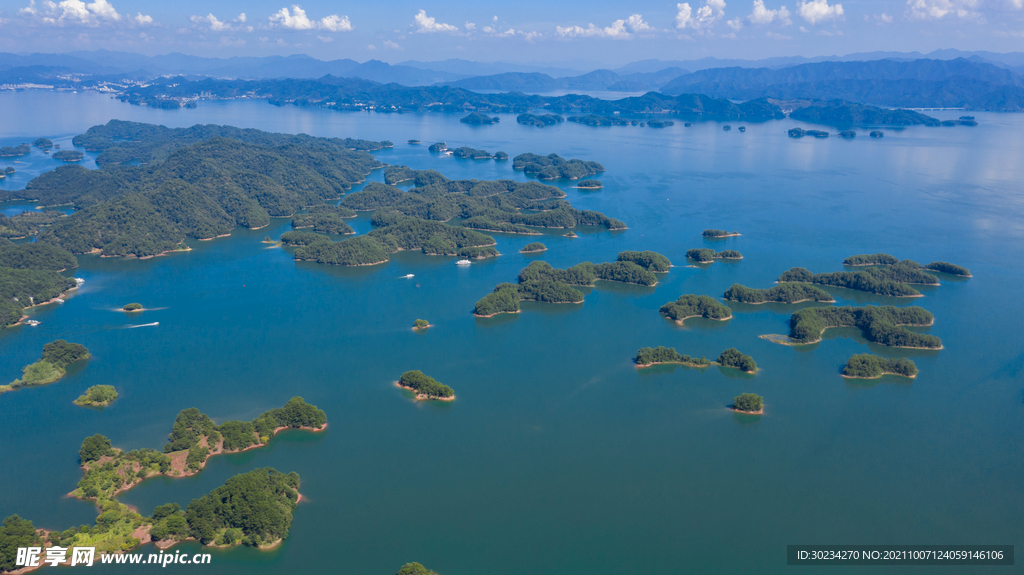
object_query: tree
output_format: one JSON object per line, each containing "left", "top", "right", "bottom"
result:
{"left": 0, "top": 515, "right": 43, "bottom": 572}
{"left": 80, "top": 434, "right": 114, "bottom": 463}
{"left": 733, "top": 393, "right": 763, "bottom": 413}
{"left": 414, "top": 319, "right": 429, "bottom": 329}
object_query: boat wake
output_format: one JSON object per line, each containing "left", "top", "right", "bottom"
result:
{"left": 127, "top": 322, "right": 159, "bottom": 328}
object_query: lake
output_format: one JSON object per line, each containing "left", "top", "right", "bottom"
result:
{"left": 1, "top": 91, "right": 1022, "bottom": 574}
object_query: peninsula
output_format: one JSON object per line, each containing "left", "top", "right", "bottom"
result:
{"left": 842, "top": 354, "right": 919, "bottom": 379}
{"left": 1, "top": 340, "right": 90, "bottom": 395}
{"left": 763, "top": 305, "right": 941, "bottom": 348}
{"left": 398, "top": 370, "right": 455, "bottom": 401}
{"left": 660, "top": 295, "right": 732, "bottom": 323}
{"left": 687, "top": 248, "right": 742, "bottom": 263}
{"left": 512, "top": 153, "right": 605, "bottom": 180}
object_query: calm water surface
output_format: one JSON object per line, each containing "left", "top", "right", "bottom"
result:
{"left": 1, "top": 92, "right": 1022, "bottom": 574}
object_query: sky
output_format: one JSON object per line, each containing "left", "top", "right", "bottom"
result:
{"left": 1, "top": 0, "right": 1023, "bottom": 65}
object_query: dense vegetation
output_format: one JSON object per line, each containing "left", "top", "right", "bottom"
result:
{"left": 732, "top": 393, "right": 763, "bottom": 413}
{"left": 461, "top": 217, "right": 538, "bottom": 235}
{"left": 702, "top": 229, "right": 739, "bottom": 238}
{"left": 687, "top": 248, "right": 742, "bottom": 262}
{"left": 460, "top": 112, "right": 499, "bottom": 124}
{"left": 428, "top": 142, "right": 447, "bottom": 153}
{"left": 396, "top": 563, "right": 440, "bottom": 575}
{"left": 164, "top": 397, "right": 327, "bottom": 464}
{"left": 647, "top": 120, "right": 675, "bottom": 128}
{"left": 0, "top": 121, "right": 388, "bottom": 257}
{"left": 0, "top": 241, "right": 77, "bottom": 271}
{"left": 0, "top": 210, "right": 68, "bottom": 240}
{"left": 293, "top": 235, "right": 389, "bottom": 266}
{"left": 723, "top": 283, "right": 834, "bottom": 304}
{"left": 0, "top": 266, "right": 79, "bottom": 327}
{"left": 413, "top": 319, "right": 429, "bottom": 329}
{"left": 635, "top": 346, "right": 711, "bottom": 367}
{"left": 398, "top": 370, "right": 455, "bottom": 399}
{"left": 474, "top": 283, "right": 523, "bottom": 316}
{"left": 660, "top": 295, "right": 732, "bottom": 322}
{"left": 788, "top": 128, "right": 829, "bottom": 138}
{"left": 291, "top": 204, "right": 356, "bottom": 235}
{"left": 842, "top": 354, "right": 919, "bottom": 378}
{"left": 870, "top": 131, "right": 884, "bottom": 138}
{"left": 0, "top": 144, "right": 29, "bottom": 157}
{"left": 521, "top": 242, "right": 546, "bottom": 253}
{"left": 182, "top": 468, "right": 300, "bottom": 547}
{"left": 74, "top": 385, "right": 119, "bottom": 407}
{"left": 384, "top": 165, "right": 417, "bottom": 184}
{"left": 458, "top": 246, "right": 499, "bottom": 259}
{"left": 594, "top": 261, "right": 658, "bottom": 285}
{"left": 924, "top": 261, "right": 971, "bottom": 277}
{"left": 512, "top": 153, "right": 605, "bottom": 180}
{"left": 718, "top": 348, "right": 757, "bottom": 373}
{"left": 577, "top": 180, "right": 602, "bottom": 189}
{"left": 2, "top": 340, "right": 90, "bottom": 394}
{"left": 33, "top": 138, "right": 53, "bottom": 149}
{"left": 123, "top": 303, "right": 143, "bottom": 311}
{"left": 53, "top": 150, "right": 85, "bottom": 162}
{"left": 788, "top": 305, "right": 941, "bottom": 348}
{"left": 844, "top": 253, "right": 899, "bottom": 266}
{"left": 516, "top": 113, "right": 564, "bottom": 127}
{"left": 0, "top": 515, "right": 44, "bottom": 572}
{"left": 779, "top": 267, "right": 923, "bottom": 297}
{"left": 616, "top": 250, "right": 671, "bottom": 272}
{"left": 451, "top": 146, "right": 493, "bottom": 159}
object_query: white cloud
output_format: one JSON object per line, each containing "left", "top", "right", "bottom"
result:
{"left": 905, "top": 0, "right": 980, "bottom": 19}
{"left": 796, "top": 0, "right": 843, "bottom": 23}
{"left": 766, "top": 30, "right": 792, "bottom": 38}
{"left": 20, "top": 0, "right": 152, "bottom": 27}
{"left": 465, "top": 21, "right": 475, "bottom": 30}
{"left": 413, "top": 9, "right": 458, "bottom": 33}
{"left": 269, "top": 5, "right": 351, "bottom": 31}
{"left": 366, "top": 43, "right": 376, "bottom": 49}
{"left": 748, "top": 0, "right": 792, "bottom": 25}
{"left": 522, "top": 30, "right": 541, "bottom": 41}
{"left": 317, "top": 35, "right": 332, "bottom": 42}
{"left": 557, "top": 14, "right": 653, "bottom": 38}
{"left": 676, "top": 0, "right": 726, "bottom": 30}
{"left": 383, "top": 39, "right": 402, "bottom": 49}
{"left": 865, "top": 12, "right": 894, "bottom": 23}
{"left": 190, "top": 12, "right": 251, "bottom": 32}
{"left": 319, "top": 14, "right": 352, "bottom": 32}
{"left": 727, "top": 17, "right": 743, "bottom": 29}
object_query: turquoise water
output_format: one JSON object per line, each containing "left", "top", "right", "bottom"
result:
{"left": 1, "top": 91, "right": 1023, "bottom": 574}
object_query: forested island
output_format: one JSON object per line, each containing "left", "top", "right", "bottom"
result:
{"left": 843, "top": 253, "right": 972, "bottom": 277}
{"left": 647, "top": 120, "right": 675, "bottom": 128}
{"left": 4, "top": 401, "right": 325, "bottom": 559}
{"left": 870, "top": 130, "right": 884, "bottom": 138}
{"left": 0, "top": 209, "right": 67, "bottom": 240}
{"left": 474, "top": 253, "right": 668, "bottom": 316}
{"left": 731, "top": 393, "right": 763, "bottom": 415}
{"left": 512, "top": 153, "right": 605, "bottom": 180}
{"left": 634, "top": 346, "right": 756, "bottom": 372}
{"left": 576, "top": 180, "right": 602, "bottom": 189}
{"left": 397, "top": 563, "right": 440, "bottom": 575}
{"left": 33, "top": 138, "right": 54, "bottom": 150}
{"left": 0, "top": 144, "right": 29, "bottom": 157}
{"left": 764, "top": 305, "right": 941, "bottom": 348}
{"left": 520, "top": 242, "right": 546, "bottom": 253}
{"left": 702, "top": 229, "right": 740, "bottom": 238}
{"left": 460, "top": 112, "right": 500, "bottom": 124}
{"left": 517, "top": 113, "right": 564, "bottom": 127}
{"left": 73, "top": 384, "right": 118, "bottom": 407}
{"left": 778, "top": 262, "right": 938, "bottom": 297}
{"left": 635, "top": 346, "right": 712, "bottom": 368}
{"left": 660, "top": 295, "right": 732, "bottom": 323}
{"left": 291, "top": 204, "right": 357, "bottom": 235}
{"left": 398, "top": 370, "right": 455, "bottom": 400}
{"left": 52, "top": 150, "right": 85, "bottom": 162}
{"left": 451, "top": 146, "right": 493, "bottom": 159}
{"left": 1, "top": 340, "right": 90, "bottom": 395}
{"left": 842, "top": 354, "right": 919, "bottom": 379}
{"left": 285, "top": 168, "right": 625, "bottom": 266}
{"left": 723, "top": 283, "right": 834, "bottom": 304}
{"left": 789, "top": 101, "right": 942, "bottom": 126}
{"left": 413, "top": 319, "right": 430, "bottom": 330}
{"left": 0, "top": 120, "right": 388, "bottom": 258}
{"left": 687, "top": 248, "right": 742, "bottom": 263}
{"left": 788, "top": 128, "right": 829, "bottom": 138}
{"left": 122, "top": 303, "right": 143, "bottom": 311}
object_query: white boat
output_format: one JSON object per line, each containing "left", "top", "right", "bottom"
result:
{"left": 401, "top": 274, "right": 415, "bottom": 278}
{"left": 25, "top": 320, "right": 40, "bottom": 327}
{"left": 456, "top": 259, "right": 472, "bottom": 266}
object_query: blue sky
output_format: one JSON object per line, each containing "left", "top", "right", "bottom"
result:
{"left": 1, "top": 0, "right": 1023, "bottom": 64}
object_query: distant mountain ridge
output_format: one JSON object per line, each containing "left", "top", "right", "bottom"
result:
{"left": 441, "top": 68, "right": 689, "bottom": 93}
{"left": 660, "top": 58, "right": 1024, "bottom": 110}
